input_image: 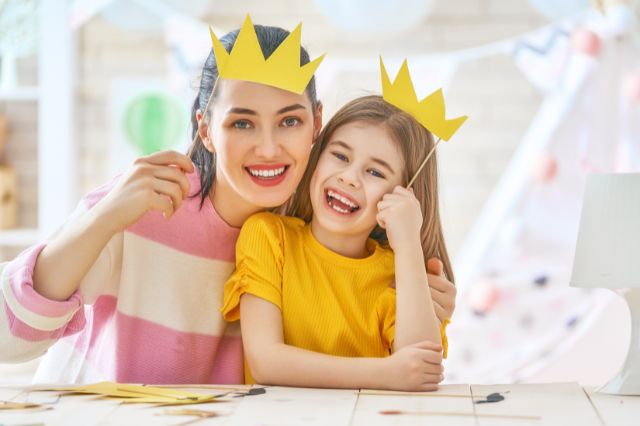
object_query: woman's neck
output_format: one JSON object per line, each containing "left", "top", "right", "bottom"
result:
{"left": 210, "top": 180, "right": 264, "bottom": 228}
{"left": 310, "top": 219, "right": 371, "bottom": 259}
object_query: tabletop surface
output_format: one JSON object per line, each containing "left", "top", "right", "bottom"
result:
{"left": 1, "top": 382, "right": 639, "bottom": 425}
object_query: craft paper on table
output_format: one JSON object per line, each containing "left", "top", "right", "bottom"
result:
{"left": 36, "top": 382, "right": 217, "bottom": 404}
{"left": 0, "top": 401, "right": 52, "bottom": 411}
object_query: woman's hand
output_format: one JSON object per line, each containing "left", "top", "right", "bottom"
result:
{"left": 376, "top": 186, "right": 423, "bottom": 252}
{"left": 96, "top": 150, "right": 194, "bottom": 232}
{"left": 383, "top": 341, "right": 444, "bottom": 391}
{"left": 32, "top": 150, "right": 194, "bottom": 301}
{"left": 426, "top": 258, "right": 456, "bottom": 323}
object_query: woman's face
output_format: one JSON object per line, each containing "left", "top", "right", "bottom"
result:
{"left": 204, "top": 79, "right": 321, "bottom": 210}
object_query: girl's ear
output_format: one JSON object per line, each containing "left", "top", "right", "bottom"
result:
{"left": 196, "top": 109, "right": 215, "bottom": 153}
{"left": 312, "top": 102, "right": 323, "bottom": 143}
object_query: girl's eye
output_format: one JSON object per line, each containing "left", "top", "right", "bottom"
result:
{"left": 282, "top": 117, "right": 301, "bottom": 127}
{"left": 368, "top": 169, "right": 385, "bottom": 179}
{"left": 332, "top": 152, "right": 348, "bottom": 162}
{"left": 233, "top": 120, "right": 252, "bottom": 129}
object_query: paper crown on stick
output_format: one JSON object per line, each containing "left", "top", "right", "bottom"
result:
{"left": 380, "top": 56, "right": 467, "bottom": 141}
{"left": 209, "top": 15, "right": 325, "bottom": 95}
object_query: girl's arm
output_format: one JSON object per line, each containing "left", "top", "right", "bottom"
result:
{"left": 377, "top": 187, "right": 441, "bottom": 351}
{"left": 34, "top": 151, "right": 193, "bottom": 301}
{"left": 240, "top": 293, "right": 444, "bottom": 391}
{"left": 393, "top": 241, "right": 441, "bottom": 350}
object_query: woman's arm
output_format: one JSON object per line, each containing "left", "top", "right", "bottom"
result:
{"left": 240, "top": 294, "right": 443, "bottom": 391}
{"left": 34, "top": 151, "right": 193, "bottom": 301}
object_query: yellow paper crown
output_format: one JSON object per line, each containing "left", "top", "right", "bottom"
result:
{"left": 380, "top": 57, "right": 467, "bottom": 141}
{"left": 209, "top": 15, "right": 325, "bottom": 95}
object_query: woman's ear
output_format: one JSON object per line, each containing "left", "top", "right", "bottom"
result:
{"left": 312, "top": 102, "right": 323, "bottom": 142}
{"left": 196, "top": 109, "right": 214, "bottom": 153}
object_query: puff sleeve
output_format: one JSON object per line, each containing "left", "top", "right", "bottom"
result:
{"left": 221, "top": 213, "right": 285, "bottom": 321}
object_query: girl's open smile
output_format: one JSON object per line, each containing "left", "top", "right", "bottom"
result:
{"left": 324, "top": 188, "right": 361, "bottom": 215}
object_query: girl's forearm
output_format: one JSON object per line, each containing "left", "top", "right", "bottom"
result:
{"left": 247, "top": 343, "right": 389, "bottom": 389}
{"left": 33, "top": 203, "right": 116, "bottom": 301}
{"left": 393, "top": 242, "right": 441, "bottom": 350}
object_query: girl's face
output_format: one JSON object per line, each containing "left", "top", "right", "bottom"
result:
{"left": 309, "top": 121, "right": 404, "bottom": 241}
{"left": 205, "top": 79, "right": 321, "bottom": 211}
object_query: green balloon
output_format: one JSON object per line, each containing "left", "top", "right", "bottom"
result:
{"left": 123, "top": 92, "right": 185, "bottom": 155}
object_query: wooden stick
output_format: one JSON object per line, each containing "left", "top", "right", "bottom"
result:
{"left": 380, "top": 410, "right": 541, "bottom": 420}
{"left": 358, "top": 389, "right": 477, "bottom": 398}
{"left": 160, "top": 408, "right": 222, "bottom": 418}
{"left": 406, "top": 138, "right": 441, "bottom": 189}
{"left": 154, "top": 384, "right": 251, "bottom": 391}
{"left": 0, "top": 400, "right": 52, "bottom": 411}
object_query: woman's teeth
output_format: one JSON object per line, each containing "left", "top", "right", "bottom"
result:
{"left": 248, "top": 166, "right": 286, "bottom": 178}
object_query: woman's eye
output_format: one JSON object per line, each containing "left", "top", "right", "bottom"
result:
{"left": 332, "top": 152, "right": 348, "bottom": 162}
{"left": 282, "top": 117, "right": 301, "bottom": 127}
{"left": 368, "top": 169, "right": 385, "bottom": 179}
{"left": 233, "top": 120, "right": 252, "bottom": 129}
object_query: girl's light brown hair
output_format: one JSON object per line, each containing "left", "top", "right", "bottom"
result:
{"left": 285, "top": 95, "right": 454, "bottom": 283}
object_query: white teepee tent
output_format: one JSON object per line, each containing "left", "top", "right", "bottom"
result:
{"left": 446, "top": 5, "right": 640, "bottom": 384}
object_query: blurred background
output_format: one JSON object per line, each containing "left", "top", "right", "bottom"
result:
{"left": 1, "top": 0, "right": 639, "bottom": 385}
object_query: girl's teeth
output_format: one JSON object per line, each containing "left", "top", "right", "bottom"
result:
{"left": 327, "top": 190, "right": 358, "bottom": 208}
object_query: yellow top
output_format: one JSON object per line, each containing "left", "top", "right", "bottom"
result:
{"left": 222, "top": 212, "right": 448, "bottom": 383}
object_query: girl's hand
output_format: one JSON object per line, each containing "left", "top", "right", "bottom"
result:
{"left": 427, "top": 258, "right": 457, "bottom": 323}
{"left": 376, "top": 186, "right": 423, "bottom": 252}
{"left": 96, "top": 150, "right": 194, "bottom": 232}
{"left": 384, "top": 341, "right": 444, "bottom": 391}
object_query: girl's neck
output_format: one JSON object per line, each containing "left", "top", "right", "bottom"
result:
{"left": 309, "top": 219, "right": 371, "bottom": 259}
{"left": 210, "top": 180, "right": 263, "bottom": 228}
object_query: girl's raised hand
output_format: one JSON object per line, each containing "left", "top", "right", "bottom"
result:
{"left": 376, "top": 186, "right": 423, "bottom": 252}
{"left": 384, "top": 340, "right": 444, "bottom": 391}
{"left": 95, "top": 150, "right": 194, "bottom": 233}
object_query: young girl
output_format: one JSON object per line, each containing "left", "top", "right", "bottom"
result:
{"left": 223, "top": 93, "right": 455, "bottom": 391}
{"left": 0, "top": 17, "right": 455, "bottom": 385}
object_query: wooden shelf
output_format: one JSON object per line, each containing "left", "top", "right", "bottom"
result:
{"left": 0, "top": 87, "right": 39, "bottom": 101}
{"left": 0, "top": 228, "right": 41, "bottom": 246}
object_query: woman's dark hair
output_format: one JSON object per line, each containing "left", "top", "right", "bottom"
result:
{"left": 188, "top": 24, "right": 319, "bottom": 207}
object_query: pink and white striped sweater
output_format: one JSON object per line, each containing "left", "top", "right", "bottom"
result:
{"left": 0, "top": 171, "right": 244, "bottom": 384}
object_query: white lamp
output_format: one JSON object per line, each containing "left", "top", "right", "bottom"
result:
{"left": 570, "top": 173, "right": 640, "bottom": 395}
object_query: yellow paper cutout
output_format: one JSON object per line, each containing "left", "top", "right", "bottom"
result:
{"left": 441, "top": 318, "right": 450, "bottom": 359}
{"left": 0, "top": 401, "right": 52, "bottom": 411}
{"left": 209, "top": 15, "right": 325, "bottom": 95}
{"left": 37, "top": 381, "right": 216, "bottom": 404}
{"left": 380, "top": 56, "right": 467, "bottom": 141}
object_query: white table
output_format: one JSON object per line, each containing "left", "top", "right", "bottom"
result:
{"left": 1, "top": 382, "right": 639, "bottom": 425}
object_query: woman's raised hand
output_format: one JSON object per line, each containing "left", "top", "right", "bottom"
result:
{"left": 426, "top": 258, "right": 457, "bottom": 323}
{"left": 96, "top": 150, "right": 194, "bottom": 232}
